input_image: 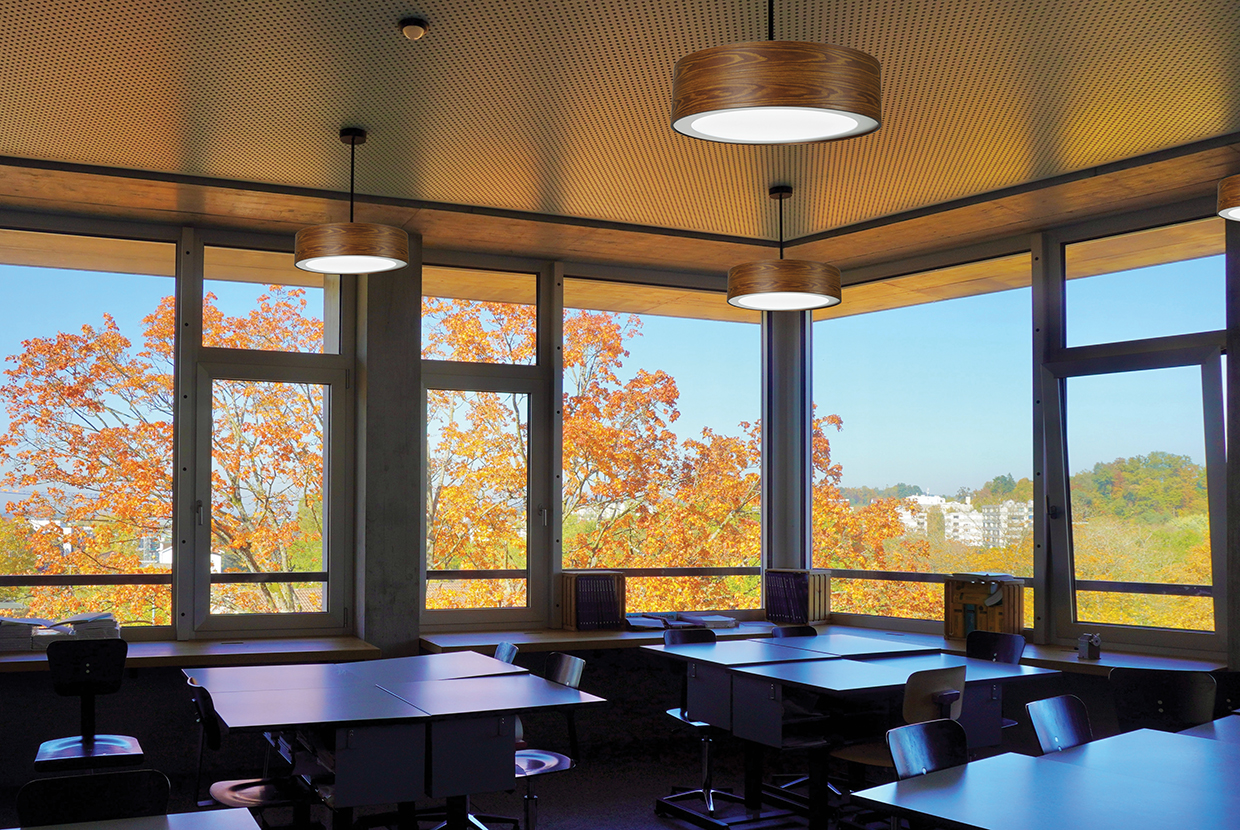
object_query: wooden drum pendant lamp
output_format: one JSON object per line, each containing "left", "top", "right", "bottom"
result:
{"left": 672, "top": 0, "right": 881, "bottom": 144}
{"left": 1219, "top": 174, "right": 1240, "bottom": 221}
{"left": 727, "top": 186, "right": 841, "bottom": 311}
{"left": 294, "top": 128, "right": 409, "bottom": 275}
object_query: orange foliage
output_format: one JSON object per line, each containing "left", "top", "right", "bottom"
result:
{"left": 0, "top": 287, "right": 324, "bottom": 623}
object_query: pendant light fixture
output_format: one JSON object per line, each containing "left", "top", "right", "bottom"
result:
{"left": 1218, "top": 174, "right": 1240, "bottom": 221}
{"left": 294, "top": 128, "right": 409, "bottom": 275}
{"left": 672, "top": 0, "right": 881, "bottom": 144}
{"left": 728, "top": 186, "right": 841, "bottom": 311}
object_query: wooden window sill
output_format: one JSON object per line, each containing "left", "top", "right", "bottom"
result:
{"left": 0, "top": 636, "right": 380, "bottom": 672}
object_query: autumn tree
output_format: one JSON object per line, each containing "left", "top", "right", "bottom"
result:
{"left": 0, "top": 286, "right": 325, "bottom": 622}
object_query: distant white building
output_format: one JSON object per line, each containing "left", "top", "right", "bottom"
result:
{"left": 981, "top": 500, "right": 1034, "bottom": 547}
{"left": 900, "top": 495, "right": 983, "bottom": 543}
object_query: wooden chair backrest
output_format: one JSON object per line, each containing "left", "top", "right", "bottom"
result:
{"left": 1026, "top": 694, "right": 1092, "bottom": 754}
{"left": 771, "top": 625, "right": 817, "bottom": 638}
{"left": 965, "top": 630, "right": 1026, "bottom": 664}
{"left": 887, "top": 719, "right": 968, "bottom": 780}
{"left": 1110, "top": 668, "right": 1216, "bottom": 732}
{"left": 903, "top": 666, "right": 966, "bottom": 723}
{"left": 664, "top": 628, "right": 716, "bottom": 646}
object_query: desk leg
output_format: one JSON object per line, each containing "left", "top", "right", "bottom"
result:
{"left": 397, "top": 802, "right": 418, "bottom": 830}
{"left": 332, "top": 806, "right": 353, "bottom": 830}
{"left": 743, "top": 742, "right": 764, "bottom": 811}
{"left": 445, "top": 796, "right": 469, "bottom": 830}
{"left": 807, "top": 746, "right": 832, "bottom": 830}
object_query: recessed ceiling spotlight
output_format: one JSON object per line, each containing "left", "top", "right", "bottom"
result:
{"left": 400, "top": 17, "right": 430, "bottom": 41}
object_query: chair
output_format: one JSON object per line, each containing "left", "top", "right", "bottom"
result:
{"left": 830, "top": 666, "right": 966, "bottom": 771}
{"left": 965, "top": 631, "right": 1025, "bottom": 730}
{"left": 771, "top": 625, "right": 818, "bottom": 638}
{"left": 188, "top": 677, "right": 320, "bottom": 824}
{"left": 1210, "top": 668, "right": 1240, "bottom": 718}
{"left": 887, "top": 719, "right": 968, "bottom": 780}
{"left": 494, "top": 641, "right": 519, "bottom": 664}
{"left": 1026, "top": 694, "right": 1092, "bottom": 754}
{"left": 17, "top": 769, "right": 170, "bottom": 826}
{"left": 657, "top": 628, "right": 747, "bottom": 821}
{"left": 34, "top": 638, "right": 144, "bottom": 771}
{"left": 1110, "top": 668, "right": 1216, "bottom": 733}
{"left": 965, "top": 630, "right": 1025, "bottom": 664}
{"left": 513, "top": 652, "right": 587, "bottom": 830}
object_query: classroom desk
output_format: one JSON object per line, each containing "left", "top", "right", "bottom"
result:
{"left": 187, "top": 653, "right": 604, "bottom": 824}
{"left": 185, "top": 650, "right": 526, "bottom": 692}
{"left": 852, "top": 731, "right": 1240, "bottom": 829}
{"left": 769, "top": 631, "right": 941, "bottom": 658}
{"left": 1179, "top": 713, "right": 1240, "bottom": 743}
{"left": 643, "top": 640, "right": 834, "bottom": 729}
{"left": 3, "top": 810, "right": 260, "bottom": 830}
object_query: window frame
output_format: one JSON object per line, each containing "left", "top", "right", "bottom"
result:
{"left": 1041, "top": 203, "right": 1229, "bottom": 654}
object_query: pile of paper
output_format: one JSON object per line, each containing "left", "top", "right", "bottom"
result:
{"left": 0, "top": 618, "right": 40, "bottom": 651}
{"left": 62, "top": 611, "right": 120, "bottom": 639}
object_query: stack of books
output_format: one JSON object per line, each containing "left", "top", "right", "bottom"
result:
{"left": 765, "top": 568, "right": 831, "bottom": 625}
{"left": 561, "top": 571, "right": 626, "bottom": 631}
{"left": 0, "top": 618, "right": 40, "bottom": 650}
{"left": 62, "top": 612, "right": 121, "bottom": 639}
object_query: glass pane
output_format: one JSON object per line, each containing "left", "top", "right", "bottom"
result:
{"left": 211, "top": 380, "right": 327, "bottom": 614}
{"left": 562, "top": 280, "right": 761, "bottom": 612}
{"left": 625, "top": 576, "right": 761, "bottom": 613}
{"left": 421, "top": 267, "right": 537, "bottom": 364}
{"left": 426, "top": 390, "right": 529, "bottom": 609}
{"left": 210, "top": 583, "right": 325, "bottom": 615}
{"left": 426, "top": 579, "right": 527, "bottom": 610}
{"left": 204, "top": 246, "right": 330, "bottom": 354}
{"left": 1065, "top": 218, "right": 1225, "bottom": 347}
{"left": 813, "top": 275, "right": 1033, "bottom": 621}
{"left": 1066, "top": 367, "right": 1214, "bottom": 631}
{"left": 830, "top": 579, "right": 941, "bottom": 620}
{"left": 0, "top": 232, "right": 176, "bottom": 626}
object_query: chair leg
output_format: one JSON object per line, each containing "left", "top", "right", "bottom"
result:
{"left": 524, "top": 778, "right": 537, "bottom": 830}
{"left": 702, "top": 735, "right": 715, "bottom": 814}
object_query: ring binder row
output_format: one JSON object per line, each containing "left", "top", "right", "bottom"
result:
{"left": 764, "top": 569, "right": 831, "bottom": 625}
{"left": 560, "top": 571, "right": 626, "bottom": 631}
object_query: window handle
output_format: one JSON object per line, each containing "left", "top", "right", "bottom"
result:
{"left": 538, "top": 505, "right": 548, "bottom": 527}
{"left": 196, "top": 500, "right": 205, "bottom": 526}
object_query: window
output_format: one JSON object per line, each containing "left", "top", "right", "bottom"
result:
{"left": 420, "top": 264, "right": 549, "bottom": 623}
{"left": 421, "top": 267, "right": 537, "bottom": 364}
{"left": 1064, "top": 367, "right": 1217, "bottom": 631}
{"left": 812, "top": 254, "right": 1033, "bottom": 624}
{"left": 425, "top": 388, "right": 530, "bottom": 609}
{"left": 203, "top": 246, "right": 335, "bottom": 354}
{"left": 561, "top": 278, "right": 762, "bottom": 612}
{"left": 0, "top": 230, "right": 177, "bottom": 627}
{"left": 1044, "top": 215, "right": 1228, "bottom": 649}
{"left": 1065, "top": 218, "right": 1225, "bottom": 347}
{"left": 208, "top": 379, "right": 328, "bottom": 615}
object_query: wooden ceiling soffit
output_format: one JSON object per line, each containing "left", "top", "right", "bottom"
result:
{"left": 563, "top": 277, "right": 760, "bottom": 324}
{"left": 0, "top": 226, "right": 176, "bottom": 277}
{"left": 1065, "top": 216, "right": 1225, "bottom": 279}
{"left": 789, "top": 143, "right": 1240, "bottom": 272}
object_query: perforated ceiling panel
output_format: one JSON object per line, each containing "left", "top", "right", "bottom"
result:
{"left": 0, "top": 0, "right": 1238, "bottom": 241}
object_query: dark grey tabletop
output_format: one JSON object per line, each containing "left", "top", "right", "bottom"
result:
{"left": 731, "top": 657, "right": 913, "bottom": 693}
{"left": 852, "top": 652, "right": 1056, "bottom": 683}
{"left": 1041, "top": 727, "right": 1240, "bottom": 792}
{"left": 3, "top": 809, "right": 262, "bottom": 830}
{"left": 852, "top": 749, "right": 1235, "bottom": 830}
{"left": 766, "top": 632, "right": 941, "bottom": 658}
{"left": 1179, "top": 713, "right": 1240, "bottom": 743}
{"left": 211, "top": 683, "right": 428, "bottom": 730}
{"left": 185, "top": 651, "right": 527, "bottom": 692}
{"left": 641, "top": 640, "right": 838, "bottom": 667}
{"left": 379, "top": 673, "right": 606, "bottom": 717}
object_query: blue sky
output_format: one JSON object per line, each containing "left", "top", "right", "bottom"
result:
{"left": 0, "top": 254, "right": 1223, "bottom": 499}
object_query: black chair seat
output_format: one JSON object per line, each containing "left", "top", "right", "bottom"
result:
{"left": 34, "top": 733, "right": 143, "bottom": 772}
{"left": 18, "top": 769, "right": 169, "bottom": 826}
{"left": 515, "top": 749, "right": 575, "bottom": 777}
{"left": 209, "top": 776, "right": 315, "bottom": 809}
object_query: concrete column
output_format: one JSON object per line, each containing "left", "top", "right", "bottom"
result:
{"left": 355, "top": 235, "right": 422, "bottom": 655}
{"left": 762, "top": 310, "right": 813, "bottom": 571}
